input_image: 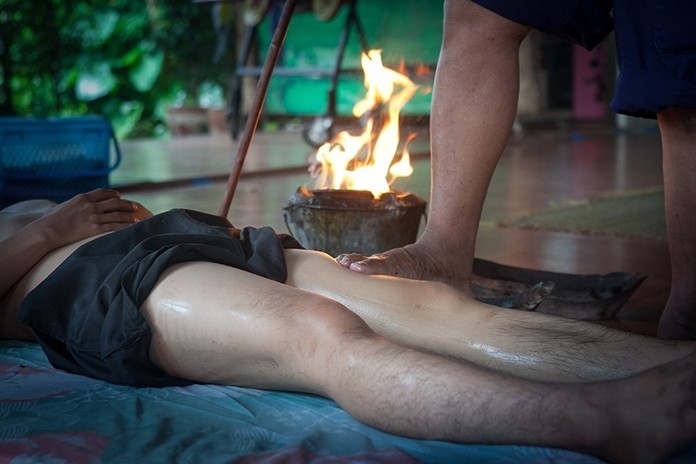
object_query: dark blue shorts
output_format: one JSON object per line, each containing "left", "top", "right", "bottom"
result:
{"left": 471, "top": 0, "right": 613, "bottom": 50}
{"left": 18, "top": 209, "right": 302, "bottom": 387}
{"left": 472, "top": 0, "right": 696, "bottom": 118}
{"left": 611, "top": 0, "right": 696, "bottom": 118}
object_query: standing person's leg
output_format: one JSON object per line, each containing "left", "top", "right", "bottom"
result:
{"left": 287, "top": 249, "right": 696, "bottom": 383}
{"left": 657, "top": 108, "right": 696, "bottom": 339}
{"left": 338, "top": 0, "right": 531, "bottom": 289}
{"left": 142, "top": 260, "right": 696, "bottom": 464}
{"left": 610, "top": 0, "right": 696, "bottom": 339}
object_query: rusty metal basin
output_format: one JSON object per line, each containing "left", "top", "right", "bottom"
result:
{"left": 283, "top": 187, "right": 426, "bottom": 258}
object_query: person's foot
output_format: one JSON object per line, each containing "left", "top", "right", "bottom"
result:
{"left": 580, "top": 352, "right": 696, "bottom": 463}
{"left": 658, "top": 300, "right": 696, "bottom": 340}
{"left": 336, "top": 240, "right": 472, "bottom": 291}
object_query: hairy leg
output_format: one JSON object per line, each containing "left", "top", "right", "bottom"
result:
{"left": 142, "top": 260, "right": 696, "bottom": 463}
{"left": 657, "top": 108, "right": 696, "bottom": 340}
{"left": 288, "top": 249, "right": 696, "bottom": 383}
{"left": 337, "top": 0, "right": 531, "bottom": 290}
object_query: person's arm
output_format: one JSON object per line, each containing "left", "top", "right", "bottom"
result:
{"left": 0, "top": 189, "right": 151, "bottom": 299}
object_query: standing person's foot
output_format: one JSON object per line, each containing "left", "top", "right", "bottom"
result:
{"left": 336, "top": 241, "right": 471, "bottom": 292}
{"left": 658, "top": 301, "right": 696, "bottom": 340}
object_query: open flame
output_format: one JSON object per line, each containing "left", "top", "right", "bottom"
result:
{"left": 309, "top": 50, "right": 419, "bottom": 198}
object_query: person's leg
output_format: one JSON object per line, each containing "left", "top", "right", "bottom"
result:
{"left": 142, "top": 260, "right": 696, "bottom": 463}
{"left": 657, "top": 108, "right": 696, "bottom": 339}
{"left": 609, "top": 0, "right": 696, "bottom": 339}
{"left": 337, "top": 0, "right": 531, "bottom": 289}
{"left": 288, "top": 249, "right": 696, "bottom": 382}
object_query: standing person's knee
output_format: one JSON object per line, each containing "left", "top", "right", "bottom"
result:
{"left": 658, "top": 108, "right": 696, "bottom": 135}
{"left": 444, "top": 0, "right": 531, "bottom": 46}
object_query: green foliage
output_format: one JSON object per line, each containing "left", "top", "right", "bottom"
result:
{"left": 0, "top": 0, "right": 236, "bottom": 138}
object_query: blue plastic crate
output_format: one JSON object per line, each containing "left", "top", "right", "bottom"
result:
{"left": 0, "top": 115, "right": 122, "bottom": 207}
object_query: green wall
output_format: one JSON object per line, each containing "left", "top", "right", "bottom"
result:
{"left": 255, "top": 0, "right": 443, "bottom": 116}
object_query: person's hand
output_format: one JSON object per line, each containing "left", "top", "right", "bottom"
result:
{"left": 34, "top": 189, "right": 152, "bottom": 248}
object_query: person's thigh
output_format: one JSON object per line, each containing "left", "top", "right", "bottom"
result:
{"left": 611, "top": 0, "right": 696, "bottom": 118}
{"left": 141, "top": 261, "right": 374, "bottom": 393}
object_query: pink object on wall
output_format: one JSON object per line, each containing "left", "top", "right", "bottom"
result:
{"left": 572, "top": 43, "right": 608, "bottom": 120}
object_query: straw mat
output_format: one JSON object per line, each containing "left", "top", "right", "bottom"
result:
{"left": 500, "top": 188, "right": 666, "bottom": 241}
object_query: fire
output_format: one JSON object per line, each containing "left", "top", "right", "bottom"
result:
{"left": 309, "top": 50, "right": 419, "bottom": 198}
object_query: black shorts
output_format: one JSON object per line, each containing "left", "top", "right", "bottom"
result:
{"left": 472, "top": 0, "right": 696, "bottom": 118}
{"left": 18, "top": 209, "right": 302, "bottom": 387}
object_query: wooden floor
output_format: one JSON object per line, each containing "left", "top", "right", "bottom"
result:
{"left": 113, "top": 119, "right": 668, "bottom": 336}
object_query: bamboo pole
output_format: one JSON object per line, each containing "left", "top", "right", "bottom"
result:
{"left": 218, "top": 0, "right": 298, "bottom": 217}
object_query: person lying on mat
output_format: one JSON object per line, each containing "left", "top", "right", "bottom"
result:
{"left": 1, "top": 189, "right": 696, "bottom": 464}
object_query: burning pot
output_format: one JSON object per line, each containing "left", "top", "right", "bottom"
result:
{"left": 284, "top": 187, "right": 426, "bottom": 257}
{"left": 285, "top": 50, "right": 426, "bottom": 256}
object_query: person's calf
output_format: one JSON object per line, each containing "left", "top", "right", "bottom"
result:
{"left": 658, "top": 108, "right": 696, "bottom": 340}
